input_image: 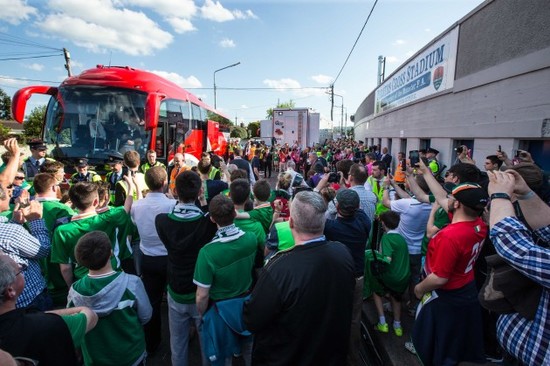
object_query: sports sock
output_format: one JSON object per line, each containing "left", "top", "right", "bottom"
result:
{"left": 379, "top": 316, "right": 386, "bottom": 325}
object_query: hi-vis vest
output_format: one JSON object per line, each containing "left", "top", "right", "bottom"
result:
{"left": 275, "top": 221, "right": 294, "bottom": 251}
{"left": 367, "top": 175, "right": 389, "bottom": 216}
{"left": 208, "top": 167, "right": 220, "bottom": 180}
{"left": 116, "top": 172, "right": 146, "bottom": 201}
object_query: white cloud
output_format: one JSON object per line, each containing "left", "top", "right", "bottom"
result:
{"left": 0, "top": 0, "right": 37, "bottom": 25}
{"left": 240, "top": 105, "right": 248, "bottom": 109}
{"left": 386, "top": 56, "right": 400, "bottom": 64}
{"left": 219, "top": 38, "right": 236, "bottom": 48}
{"left": 23, "top": 63, "right": 44, "bottom": 71}
{"left": 119, "top": 0, "right": 197, "bottom": 33}
{"left": 167, "top": 17, "right": 196, "bottom": 33}
{"left": 263, "top": 78, "right": 326, "bottom": 98}
{"left": 392, "top": 39, "right": 406, "bottom": 46}
{"left": 311, "top": 74, "right": 333, "bottom": 85}
{"left": 201, "top": 0, "right": 257, "bottom": 22}
{"left": 425, "top": 28, "right": 431, "bottom": 32}
{"left": 36, "top": 0, "right": 173, "bottom": 56}
{"left": 149, "top": 70, "right": 202, "bottom": 88}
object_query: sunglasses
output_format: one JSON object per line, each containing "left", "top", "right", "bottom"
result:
{"left": 16, "top": 263, "right": 28, "bottom": 277}
{"left": 14, "top": 177, "right": 25, "bottom": 180}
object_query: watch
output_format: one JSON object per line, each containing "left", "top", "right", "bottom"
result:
{"left": 490, "top": 192, "right": 511, "bottom": 201}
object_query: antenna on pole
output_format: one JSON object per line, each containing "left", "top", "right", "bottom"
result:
{"left": 63, "top": 48, "right": 72, "bottom": 77}
{"left": 108, "top": 51, "right": 113, "bottom": 67}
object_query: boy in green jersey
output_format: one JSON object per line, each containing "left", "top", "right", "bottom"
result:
{"left": 33, "top": 173, "right": 75, "bottom": 307}
{"left": 68, "top": 231, "right": 152, "bottom": 366}
{"left": 367, "top": 211, "right": 411, "bottom": 337}
{"left": 51, "top": 178, "right": 135, "bottom": 288}
{"left": 235, "top": 179, "right": 274, "bottom": 234}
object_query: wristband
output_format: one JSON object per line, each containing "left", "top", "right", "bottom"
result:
{"left": 516, "top": 190, "right": 535, "bottom": 200}
{"left": 490, "top": 192, "right": 511, "bottom": 201}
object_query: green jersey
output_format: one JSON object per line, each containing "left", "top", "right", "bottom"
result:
{"left": 235, "top": 212, "right": 266, "bottom": 249}
{"left": 51, "top": 207, "right": 129, "bottom": 280}
{"left": 193, "top": 225, "right": 258, "bottom": 301}
{"left": 247, "top": 204, "right": 274, "bottom": 234}
{"left": 38, "top": 199, "right": 75, "bottom": 306}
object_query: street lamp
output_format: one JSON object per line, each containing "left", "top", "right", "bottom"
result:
{"left": 213, "top": 62, "right": 240, "bottom": 109}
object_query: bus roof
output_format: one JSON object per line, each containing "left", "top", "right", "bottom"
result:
{"left": 61, "top": 65, "right": 227, "bottom": 119}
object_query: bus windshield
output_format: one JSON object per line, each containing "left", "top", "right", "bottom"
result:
{"left": 44, "top": 86, "right": 150, "bottom": 163}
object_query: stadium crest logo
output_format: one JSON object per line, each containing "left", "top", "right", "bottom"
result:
{"left": 432, "top": 66, "right": 444, "bottom": 90}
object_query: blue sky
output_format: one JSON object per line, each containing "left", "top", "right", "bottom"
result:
{"left": 0, "top": 0, "right": 484, "bottom": 128}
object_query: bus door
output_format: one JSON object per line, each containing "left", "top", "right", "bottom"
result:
{"left": 159, "top": 99, "right": 191, "bottom": 162}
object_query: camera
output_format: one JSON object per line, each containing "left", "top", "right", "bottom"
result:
{"left": 327, "top": 172, "right": 339, "bottom": 183}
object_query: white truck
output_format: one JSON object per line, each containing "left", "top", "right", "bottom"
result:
{"left": 261, "top": 108, "right": 320, "bottom": 148}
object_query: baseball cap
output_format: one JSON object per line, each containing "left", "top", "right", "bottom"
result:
{"left": 76, "top": 158, "right": 88, "bottom": 168}
{"left": 336, "top": 189, "right": 360, "bottom": 216}
{"left": 450, "top": 183, "right": 488, "bottom": 211}
{"left": 28, "top": 139, "right": 47, "bottom": 151}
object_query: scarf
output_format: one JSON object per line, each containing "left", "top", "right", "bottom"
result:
{"left": 168, "top": 203, "right": 204, "bottom": 221}
{"left": 210, "top": 224, "right": 245, "bottom": 243}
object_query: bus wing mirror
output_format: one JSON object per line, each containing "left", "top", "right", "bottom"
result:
{"left": 145, "top": 92, "right": 166, "bottom": 130}
{"left": 11, "top": 86, "right": 58, "bottom": 123}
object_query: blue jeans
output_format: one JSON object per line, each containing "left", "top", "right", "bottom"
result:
{"left": 167, "top": 293, "right": 206, "bottom": 366}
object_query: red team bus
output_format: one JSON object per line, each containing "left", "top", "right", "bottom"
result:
{"left": 11, "top": 65, "right": 230, "bottom": 168}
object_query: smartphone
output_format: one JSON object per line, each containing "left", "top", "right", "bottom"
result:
{"left": 498, "top": 145, "right": 502, "bottom": 153}
{"left": 515, "top": 150, "right": 521, "bottom": 158}
{"left": 401, "top": 159, "right": 406, "bottom": 171}
{"left": 409, "top": 150, "right": 420, "bottom": 167}
{"left": 387, "top": 167, "right": 392, "bottom": 176}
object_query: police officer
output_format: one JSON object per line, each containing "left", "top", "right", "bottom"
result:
{"left": 23, "top": 139, "right": 53, "bottom": 181}
{"left": 140, "top": 149, "right": 165, "bottom": 174}
{"left": 426, "top": 147, "right": 441, "bottom": 179}
{"left": 105, "top": 153, "right": 125, "bottom": 204}
{"left": 70, "top": 158, "right": 102, "bottom": 185}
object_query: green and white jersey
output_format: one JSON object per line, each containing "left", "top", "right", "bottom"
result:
{"left": 37, "top": 198, "right": 75, "bottom": 306}
{"left": 68, "top": 271, "right": 151, "bottom": 366}
{"left": 247, "top": 204, "right": 274, "bottom": 234}
{"left": 51, "top": 207, "right": 129, "bottom": 280}
{"left": 193, "top": 224, "right": 258, "bottom": 301}
{"left": 235, "top": 211, "right": 266, "bottom": 250}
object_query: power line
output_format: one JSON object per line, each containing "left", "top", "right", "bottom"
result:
{"left": 0, "top": 53, "right": 63, "bottom": 61}
{"left": 332, "top": 0, "right": 379, "bottom": 84}
{"left": 189, "top": 86, "right": 330, "bottom": 91}
{"left": 0, "top": 76, "right": 59, "bottom": 84}
{"left": 0, "top": 31, "right": 62, "bottom": 51}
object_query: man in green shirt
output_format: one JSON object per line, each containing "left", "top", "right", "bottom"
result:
{"left": 194, "top": 194, "right": 258, "bottom": 364}
{"left": 51, "top": 179, "right": 135, "bottom": 288}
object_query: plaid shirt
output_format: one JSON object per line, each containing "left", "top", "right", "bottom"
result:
{"left": 0, "top": 218, "right": 50, "bottom": 307}
{"left": 490, "top": 217, "right": 550, "bottom": 366}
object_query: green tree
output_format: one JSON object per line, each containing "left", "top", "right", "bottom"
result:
{"left": 230, "top": 126, "right": 248, "bottom": 139}
{"left": 207, "top": 111, "right": 233, "bottom": 129}
{"left": 0, "top": 123, "right": 11, "bottom": 142}
{"left": 24, "top": 105, "right": 47, "bottom": 140}
{"left": 0, "top": 88, "right": 12, "bottom": 120}
{"left": 266, "top": 100, "right": 295, "bottom": 119}
{"left": 247, "top": 121, "right": 261, "bottom": 138}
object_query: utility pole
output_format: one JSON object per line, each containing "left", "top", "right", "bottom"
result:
{"left": 63, "top": 48, "right": 72, "bottom": 77}
{"left": 330, "top": 84, "right": 334, "bottom": 122}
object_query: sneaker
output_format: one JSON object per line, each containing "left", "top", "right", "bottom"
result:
{"left": 393, "top": 325, "right": 403, "bottom": 337}
{"left": 405, "top": 341, "right": 416, "bottom": 355}
{"left": 375, "top": 323, "right": 389, "bottom": 333}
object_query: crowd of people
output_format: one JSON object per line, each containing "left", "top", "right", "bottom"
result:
{"left": 0, "top": 135, "right": 548, "bottom": 366}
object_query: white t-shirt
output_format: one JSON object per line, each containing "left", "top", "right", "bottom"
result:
{"left": 390, "top": 198, "right": 432, "bottom": 255}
